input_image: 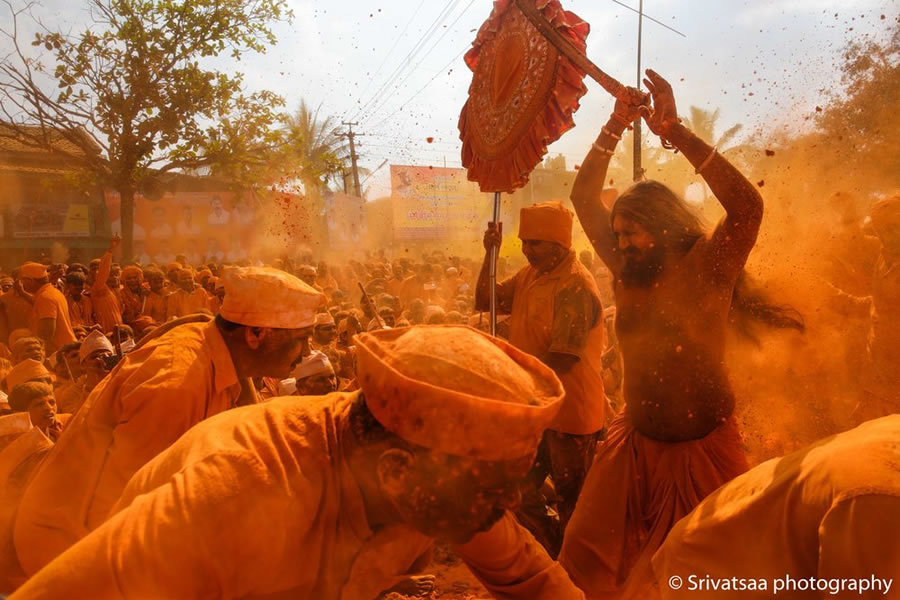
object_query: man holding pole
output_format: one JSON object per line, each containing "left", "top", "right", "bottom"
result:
{"left": 476, "top": 202, "right": 607, "bottom": 555}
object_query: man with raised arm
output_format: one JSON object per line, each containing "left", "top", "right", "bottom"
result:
{"left": 559, "top": 71, "right": 803, "bottom": 598}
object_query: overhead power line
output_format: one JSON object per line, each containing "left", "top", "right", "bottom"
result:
{"left": 349, "top": 0, "right": 462, "bottom": 122}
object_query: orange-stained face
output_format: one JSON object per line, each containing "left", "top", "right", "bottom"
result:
{"left": 27, "top": 394, "right": 57, "bottom": 431}
{"left": 148, "top": 274, "right": 165, "bottom": 293}
{"left": 295, "top": 370, "right": 338, "bottom": 396}
{"left": 385, "top": 450, "right": 534, "bottom": 545}
{"left": 256, "top": 326, "right": 314, "bottom": 379}
{"left": 612, "top": 214, "right": 656, "bottom": 252}
{"left": 177, "top": 271, "right": 195, "bottom": 292}
{"left": 123, "top": 271, "right": 142, "bottom": 292}
{"left": 520, "top": 239, "right": 566, "bottom": 272}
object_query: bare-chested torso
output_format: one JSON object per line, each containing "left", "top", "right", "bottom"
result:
{"left": 614, "top": 239, "right": 738, "bottom": 442}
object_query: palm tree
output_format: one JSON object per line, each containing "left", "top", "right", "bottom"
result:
{"left": 682, "top": 106, "right": 743, "bottom": 150}
{"left": 282, "top": 100, "right": 350, "bottom": 196}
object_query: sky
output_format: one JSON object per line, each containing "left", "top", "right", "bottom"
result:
{"left": 4, "top": 0, "right": 897, "bottom": 198}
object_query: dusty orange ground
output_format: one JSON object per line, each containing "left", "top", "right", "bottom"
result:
{"left": 383, "top": 544, "right": 490, "bottom": 600}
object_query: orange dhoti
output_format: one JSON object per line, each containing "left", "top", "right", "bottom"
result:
{"left": 559, "top": 411, "right": 749, "bottom": 599}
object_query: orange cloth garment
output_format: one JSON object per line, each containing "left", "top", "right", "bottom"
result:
{"left": 518, "top": 202, "right": 573, "bottom": 249}
{"left": 653, "top": 415, "right": 900, "bottom": 599}
{"left": 0, "top": 425, "right": 53, "bottom": 591}
{"left": 0, "top": 293, "right": 33, "bottom": 348}
{"left": 165, "top": 287, "right": 209, "bottom": 320}
{"left": 89, "top": 252, "right": 122, "bottom": 333}
{"left": 142, "top": 290, "right": 168, "bottom": 324}
{"left": 500, "top": 250, "right": 607, "bottom": 434}
{"left": 13, "top": 320, "right": 241, "bottom": 577}
{"left": 65, "top": 294, "right": 93, "bottom": 328}
{"left": 559, "top": 411, "right": 749, "bottom": 599}
{"left": 118, "top": 286, "right": 145, "bottom": 325}
{"left": 10, "top": 394, "right": 584, "bottom": 600}
{"left": 29, "top": 284, "right": 75, "bottom": 353}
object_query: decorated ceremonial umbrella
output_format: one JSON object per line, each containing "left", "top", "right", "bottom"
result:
{"left": 459, "top": 0, "right": 629, "bottom": 335}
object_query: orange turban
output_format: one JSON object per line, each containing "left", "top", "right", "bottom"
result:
{"left": 220, "top": 266, "right": 325, "bottom": 329}
{"left": 518, "top": 201, "right": 573, "bottom": 249}
{"left": 19, "top": 262, "right": 48, "bottom": 279}
{"left": 355, "top": 325, "right": 564, "bottom": 461}
{"left": 7, "top": 329, "right": 33, "bottom": 349}
{"left": 165, "top": 262, "right": 182, "bottom": 274}
{"left": 5, "top": 359, "right": 51, "bottom": 392}
{"left": 122, "top": 266, "right": 143, "bottom": 279}
{"left": 315, "top": 312, "right": 336, "bottom": 327}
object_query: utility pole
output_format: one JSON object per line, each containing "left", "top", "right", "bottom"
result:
{"left": 339, "top": 122, "right": 363, "bottom": 197}
{"left": 609, "top": 0, "right": 685, "bottom": 182}
{"left": 633, "top": 0, "right": 644, "bottom": 182}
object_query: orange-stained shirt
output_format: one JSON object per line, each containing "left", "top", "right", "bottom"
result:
{"left": 29, "top": 284, "right": 76, "bottom": 353}
{"left": 13, "top": 320, "right": 242, "bottom": 577}
{"left": 653, "top": 415, "right": 900, "bottom": 599}
{"left": 89, "top": 252, "right": 122, "bottom": 333}
{"left": 142, "top": 290, "right": 168, "bottom": 324}
{"left": 384, "top": 276, "right": 404, "bottom": 300}
{"left": 65, "top": 294, "right": 93, "bottom": 329}
{"left": 11, "top": 393, "right": 585, "bottom": 600}
{"left": 165, "top": 287, "right": 209, "bottom": 320}
{"left": 1, "top": 292, "right": 33, "bottom": 344}
{"left": 498, "top": 250, "right": 606, "bottom": 435}
{"left": 118, "top": 286, "right": 144, "bottom": 325}
{"left": 0, "top": 422, "right": 53, "bottom": 592}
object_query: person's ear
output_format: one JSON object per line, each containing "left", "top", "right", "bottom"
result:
{"left": 243, "top": 327, "right": 270, "bottom": 350}
{"left": 376, "top": 448, "right": 415, "bottom": 497}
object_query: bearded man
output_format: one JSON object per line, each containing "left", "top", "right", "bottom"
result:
{"left": 13, "top": 267, "right": 325, "bottom": 577}
{"left": 10, "top": 326, "right": 585, "bottom": 600}
{"left": 165, "top": 268, "right": 210, "bottom": 320}
{"left": 118, "top": 266, "right": 146, "bottom": 325}
{"left": 141, "top": 268, "right": 168, "bottom": 324}
{"left": 477, "top": 202, "right": 607, "bottom": 555}
{"left": 560, "top": 71, "right": 804, "bottom": 597}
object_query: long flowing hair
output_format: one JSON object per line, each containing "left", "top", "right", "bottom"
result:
{"left": 610, "top": 181, "right": 805, "bottom": 342}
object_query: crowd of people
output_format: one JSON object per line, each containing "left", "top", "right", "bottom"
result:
{"left": 0, "top": 72, "right": 896, "bottom": 599}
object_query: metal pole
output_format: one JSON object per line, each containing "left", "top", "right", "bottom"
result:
{"left": 633, "top": 0, "right": 643, "bottom": 182}
{"left": 489, "top": 192, "right": 501, "bottom": 336}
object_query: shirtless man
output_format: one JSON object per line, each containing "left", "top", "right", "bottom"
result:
{"left": 559, "top": 71, "right": 803, "bottom": 597}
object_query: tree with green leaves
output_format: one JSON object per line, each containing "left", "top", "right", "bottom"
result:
{"left": 281, "top": 100, "right": 351, "bottom": 195}
{"left": 0, "top": 0, "right": 291, "bottom": 258}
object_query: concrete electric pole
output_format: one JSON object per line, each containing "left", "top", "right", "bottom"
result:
{"left": 339, "top": 122, "right": 363, "bottom": 198}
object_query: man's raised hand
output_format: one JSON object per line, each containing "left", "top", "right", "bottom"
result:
{"left": 642, "top": 69, "right": 679, "bottom": 138}
{"left": 612, "top": 86, "right": 651, "bottom": 128}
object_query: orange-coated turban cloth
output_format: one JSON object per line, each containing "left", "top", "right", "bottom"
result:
{"left": 8, "top": 330, "right": 35, "bottom": 351}
{"left": 121, "top": 266, "right": 143, "bottom": 280}
{"left": 315, "top": 313, "right": 336, "bottom": 327}
{"left": 220, "top": 266, "right": 325, "bottom": 329}
{"left": 78, "top": 330, "right": 113, "bottom": 363}
{"left": 19, "top": 262, "right": 48, "bottom": 279}
{"left": 165, "top": 262, "right": 182, "bottom": 274}
{"left": 5, "top": 359, "right": 51, "bottom": 392}
{"left": 355, "top": 325, "right": 564, "bottom": 461}
{"left": 519, "top": 201, "right": 574, "bottom": 248}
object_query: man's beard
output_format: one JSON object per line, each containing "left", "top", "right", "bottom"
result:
{"left": 621, "top": 246, "right": 666, "bottom": 288}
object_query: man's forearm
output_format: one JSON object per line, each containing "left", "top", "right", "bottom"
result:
{"left": 666, "top": 123, "right": 762, "bottom": 220}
